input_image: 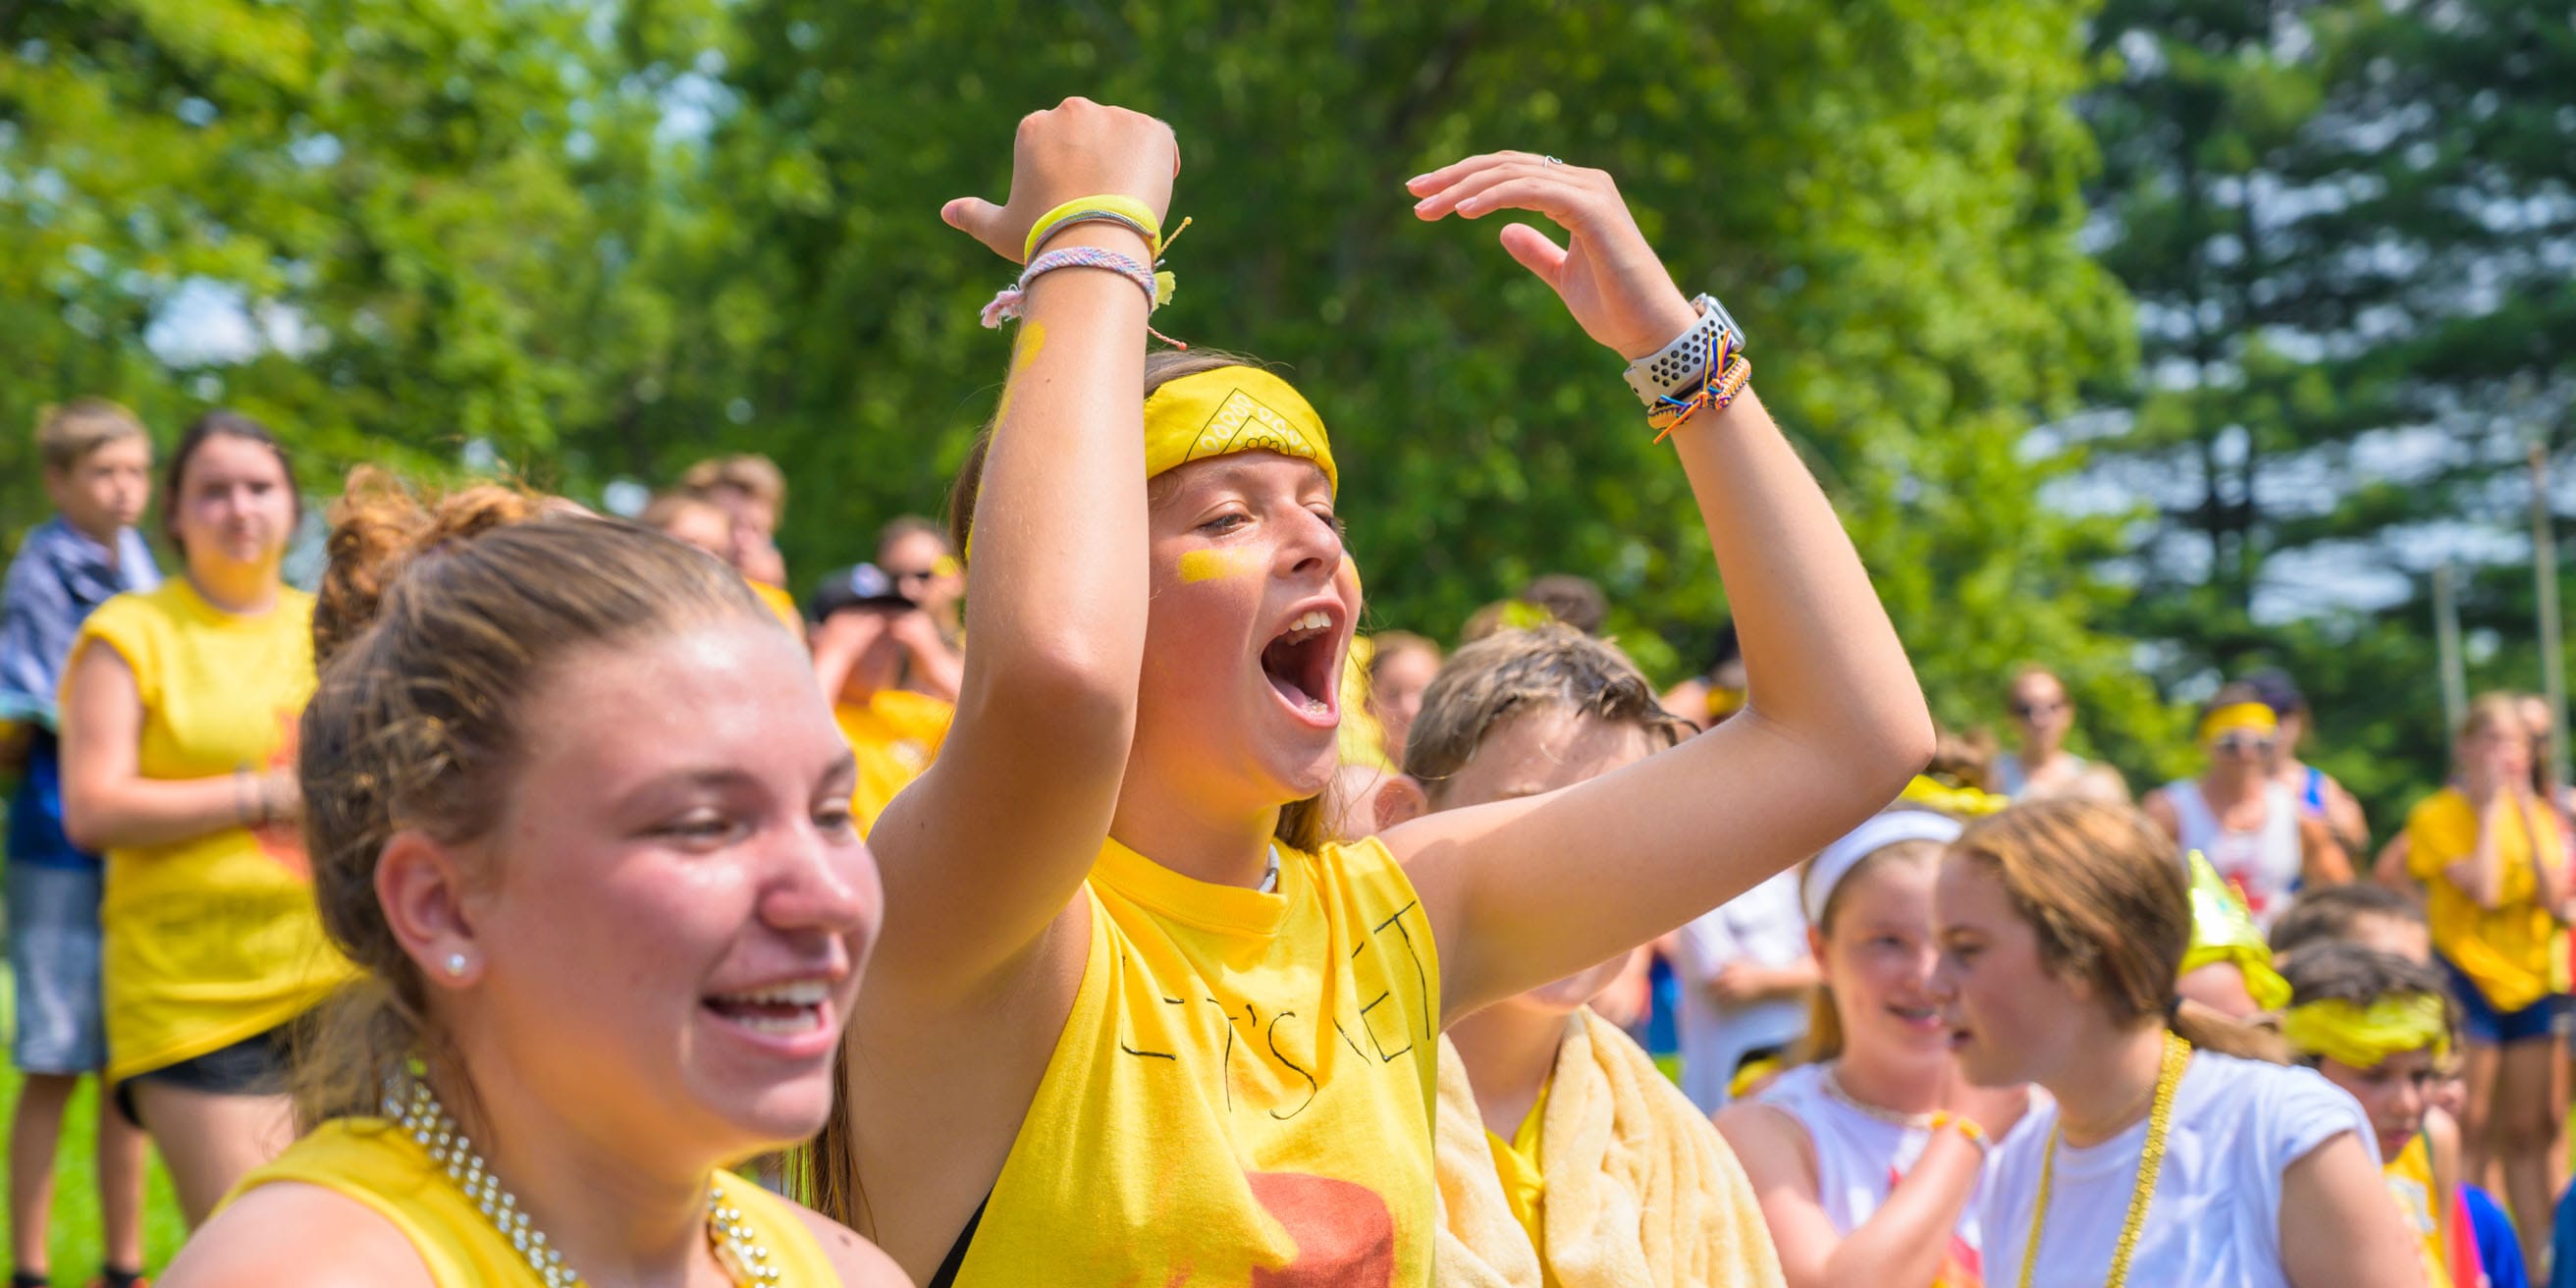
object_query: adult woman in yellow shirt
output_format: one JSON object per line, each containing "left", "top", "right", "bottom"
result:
{"left": 817, "top": 101, "right": 1929, "bottom": 1285}
{"left": 2405, "top": 691, "right": 2570, "bottom": 1273}
{"left": 163, "top": 475, "right": 902, "bottom": 1286}
{"left": 57, "top": 412, "right": 349, "bottom": 1223}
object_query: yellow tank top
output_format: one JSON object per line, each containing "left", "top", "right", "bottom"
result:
{"left": 231, "top": 1117, "right": 838, "bottom": 1285}
{"left": 68, "top": 582, "right": 351, "bottom": 1084}
{"left": 956, "top": 835, "right": 1443, "bottom": 1285}
{"left": 833, "top": 690, "right": 952, "bottom": 832}
{"left": 2384, "top": 1132, "right": 2453, "bottom": 1288}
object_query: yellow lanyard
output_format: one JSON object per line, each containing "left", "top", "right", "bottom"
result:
{"left": 2018, "top": 1032, "right": 2191, "bottom": 1288}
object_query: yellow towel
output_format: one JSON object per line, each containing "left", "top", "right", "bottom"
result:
{"left": 1436, "top": 1011, "right": 1786, "bottom": 1288}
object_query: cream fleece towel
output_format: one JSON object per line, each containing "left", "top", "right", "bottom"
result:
{"left": 1435, "top": 1010, "right": 1786, "bottom": 1288}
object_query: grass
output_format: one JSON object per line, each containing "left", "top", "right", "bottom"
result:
{"left": 1, "top": 987, "right": 192, "bottom": 1280}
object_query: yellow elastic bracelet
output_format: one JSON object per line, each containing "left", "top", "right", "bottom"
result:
{"left": 1929, "top": 1111, "right": 1991, "bottom": 1154}
{"left": 1025, "top": 194, "right": 1163, "bottom": 261}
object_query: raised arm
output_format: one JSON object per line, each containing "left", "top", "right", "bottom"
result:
{"left": 861, "top": 100, "right": 1175, "bottom": 1002}
{"left": 59, "top": 640, "right": 297, "bottom": 851}
{"left": 1385, "top": 154, "right": 1932, "bottom": 1020}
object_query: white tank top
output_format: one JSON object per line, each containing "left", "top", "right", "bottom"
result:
{"left": 1755, "top": 1063, "right": 1988, "bottom": 1251}
{"left": 2161, "top": 780, "right": 2303, "bottom": 929}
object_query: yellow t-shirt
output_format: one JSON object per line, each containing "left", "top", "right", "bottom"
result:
{"left": 2408, "top": 787, "right": 2564, "bottom": 1012}
{"left": 69, "top": 581, "right": 351, "bottom": 1084}
{"left": 2383, "top": 1132, "right": 2453, "bottom": 1288}
{"left": 228, "top": 1116, "right": 837, "bottom": 1285}
{"left": 748, "top": 578, "right": 805, "bottom": 640}
{"left": 956, "top": 835, "right": 1443, "bottom": 1285}
{"left": 1483, "top": 1074, "right": 1560, "bottom": 1288}
{"left": 833, "top": 690, "right": 952, "bottom": 832}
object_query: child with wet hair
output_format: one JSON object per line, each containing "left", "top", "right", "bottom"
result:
{"left": 1373, "top": 624, "right": 1782, "bottom": 1287}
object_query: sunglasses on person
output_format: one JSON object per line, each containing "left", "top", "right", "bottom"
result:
{"left": 2210, "top": 733, "right": 2277, "bottom": 757}
{"left": 2012, "top": 699, "right": 2066, "bottom": 721}
{"left": 886, "top": 566, "right": 939, "bottom": 584}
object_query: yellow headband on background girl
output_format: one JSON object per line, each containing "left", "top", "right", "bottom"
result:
{"left": 2281, "top": 994, "right": 2452, "bottom": 1069}
{"left": 2197, "top": 702, "right": 2279, "bottom": 746}
{"left": 1143, "top": 367, "right": 1337, "bottom": 494}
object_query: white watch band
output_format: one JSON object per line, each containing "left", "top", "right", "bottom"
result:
{"left": 1621, "top": 294, "right": 1745, "bottom": 408}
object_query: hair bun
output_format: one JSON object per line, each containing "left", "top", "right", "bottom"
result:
{"left": 313, "top": 466, "right": 549, "bottom": 668}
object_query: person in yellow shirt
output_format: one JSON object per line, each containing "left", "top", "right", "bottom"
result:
{"left": 2280, "top": 941, "right": 2478, "bottom": 1288}
{"left": 163, "top": 472, "right": 902, "bottom": 1286}
{"left": 55, "top": 411, "right": 347, "bottom": 1225}
{"left": 2406, "top": 691, "right": 2570, "bottom": 1272}
{"left": 643, "top": 491, "right": 805, "bottom": 641}
{"left": 1372, "top": 625, "right": 1781, "bottom": 1287}
{"left": 816, "top": 101, "right": 1929, "bottom": 1285}
{"left": 809, "top": 564, "right": 957, "bottom": 832}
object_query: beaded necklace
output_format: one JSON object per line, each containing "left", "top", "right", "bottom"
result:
{"left": 2016, "top": 1032, "right": 2190, "bottom": 1288}
{"left": 1818, "top": 1064, "right": 1933, "bottom": 1130}
{"left": 387, "top": 1079, "right": 784, "bottom": 1286}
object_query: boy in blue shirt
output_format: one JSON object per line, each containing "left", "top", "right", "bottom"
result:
{"left": 3, "top": 399, "right": 158, "bottom": 1288}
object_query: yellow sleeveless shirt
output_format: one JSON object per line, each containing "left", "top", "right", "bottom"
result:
{"left": 955, "top": 835, "right": 1443, "bottom": 1285}
{"left": 2384, "top": 1132, "right": 2453, "bottom": 1288}
{"left": 68, "top": 582, "right": 351, "bottom": 1084}
{"left": 231, "top": 1117, "right": 838, "bottom": 1285}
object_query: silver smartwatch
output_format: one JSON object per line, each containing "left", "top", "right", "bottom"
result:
{"left": 1621, "top": 294, "right": 1745, "bottom": 408}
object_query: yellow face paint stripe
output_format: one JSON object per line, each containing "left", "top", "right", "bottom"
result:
{"left": 1177, "top": 548, "right": 1260, "bottom": 584}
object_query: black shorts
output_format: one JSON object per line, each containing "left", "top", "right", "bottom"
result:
{"left": 113, "top": 1025, "right": 295, "bottom": 1127}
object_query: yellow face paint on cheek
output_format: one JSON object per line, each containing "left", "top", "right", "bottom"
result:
{"left": 1177, "top": 548, "right": 1260, "bottom": 584}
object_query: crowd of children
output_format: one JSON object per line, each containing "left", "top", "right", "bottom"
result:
{"left": 0, "top": 98, "right": 2567, "bottom": 1288}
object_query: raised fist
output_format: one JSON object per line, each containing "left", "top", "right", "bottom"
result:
{"left": 942, "top": 97, "right": 1177, "bottom": 263}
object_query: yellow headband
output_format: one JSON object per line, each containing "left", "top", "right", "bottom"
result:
{"left": 1897, "top": 775, "right": 2011, "bottom": 818}
{"left": 2198, "top": 701, "right": 2279, "bottom": 746}
{"left": 1143, "top": 367, "right": 1337, "bottom": 495}
{"left": 2281, "top": 994, "right": 2452, "bottom": 1069}
{"left": 2180, "top": 851, "right": 2292, "bottom": 1011}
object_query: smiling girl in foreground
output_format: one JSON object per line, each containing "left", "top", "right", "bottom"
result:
{"left": 166, "top": 476, "right": 902, "bottom": 1286}
{"left": 1933, "top": 799, "right": 2416, "bottom": 1287}
{"left": 821, "top": 98, "right": 1929, "bottom": 1286}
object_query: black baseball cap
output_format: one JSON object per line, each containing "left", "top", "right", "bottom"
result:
{"left": 810, "top": 563, "right": 916, "bottom": 620}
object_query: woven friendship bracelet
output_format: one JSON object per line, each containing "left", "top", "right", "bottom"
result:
{"left": 980, "top": 245, "right": 1157, "bottom": 328}
{"left": 1648, "top": 348, "right": 1751, "bottom": 443}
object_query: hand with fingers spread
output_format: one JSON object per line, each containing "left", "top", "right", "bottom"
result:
{"left": 941, "top": 97, "right": 1178, "bottom": 263}
{"left": 1408, "top": 152, "right": 1702, "bottom": 360}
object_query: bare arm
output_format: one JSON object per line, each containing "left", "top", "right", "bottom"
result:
{"left": 1387, "top": 155, "right": 1932, "bottom": 1020}
{"left": 2280, "top": 1131, "right": 2427, "bottom": 1288}
{"left": 888, "top": 611, "right": 966, "bottom": 703}
{"left": 2525, "top": 791, "right": 2571, "bottom": 915}
{"left": 2442, "top": 791, "right": 2507, "bottom": 910}
{"left": 58, "top": 641, "right": 292, "bottom": 852}
{"left": 861, "top": 100, "right": 1175, "bottom": 1004}
{"left": 1716, "top": 1103, "right": 1983, "bottom": 1288}
{"left": 2142, "top": 788, "right": 2182, "bottom": 841}
{"left": 2299, "top": 815, "right": 2354, "bottom": 886}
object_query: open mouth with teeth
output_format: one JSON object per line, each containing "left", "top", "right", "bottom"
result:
{"left": 1261, "top": 609, "right": 1342, "bottom": 721}
{"left": 702, "top": 979, "right": 832, "bottom": 1036}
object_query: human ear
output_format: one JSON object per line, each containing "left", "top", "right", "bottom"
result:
{"left": 376, "top": 830, "right": 486, "bottom": 988}
{"left": 1374, "top": 775, "right": 1432, "bottom": 832}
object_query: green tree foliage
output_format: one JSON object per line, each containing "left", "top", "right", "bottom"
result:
{"left": 0, "top": 0, "right": 706, "bottom": 514}
{"left": 1, "top": 0, "right": 2164, "bottom": 778}
{"left": 2080, "top": 0, "right": 2576, "bottom": 828}
{"left": 641, "top": 0, "right": 2157, "bottom": 759}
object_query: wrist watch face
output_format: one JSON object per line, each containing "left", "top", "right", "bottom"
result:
{"left": 1698, "top": 293, "right": 1745, "bottom": 352}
